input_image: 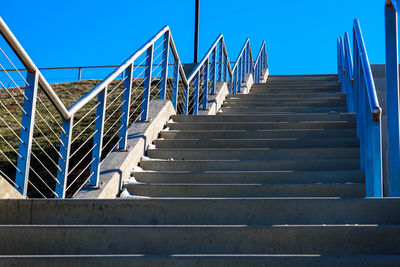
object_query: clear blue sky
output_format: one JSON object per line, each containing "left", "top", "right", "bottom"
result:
{"left": 2, "top": 0, "right": 385, "bottom": 76}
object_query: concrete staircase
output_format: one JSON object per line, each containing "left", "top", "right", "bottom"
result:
{"left": 1, "top": 75, "right": 400, "bottom": 266}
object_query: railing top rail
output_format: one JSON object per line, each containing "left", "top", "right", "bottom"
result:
{"left": 353, "top": 19, "right": 381, "bottom": 118}
{"left": 254, "top": 41, "right": 266, "bottom": 66}
{"left": 0, "top": 16, "right": 70, "bottom": 119}
{"left": 232, "top": 39, "right": 250, "bottom": 72}
{"left": 68, "top": 25, "right": 191, "bottom": 116}
{"left": 186, "top": 34, "right": 233, "bottom": 83}
{"left": 387, "top": 0, "right": 400, "bottom": 12}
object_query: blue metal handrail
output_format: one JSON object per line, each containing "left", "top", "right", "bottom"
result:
{"left": 0, "top": 17, "right": 269, "bottom": 198}
{"left": 337, "top": 19, "right": 383, "bottom": 197}
{"left": 253, "top": 41, "right": 268, "bottom": 83}
{"left": 385, "top": 0, "right": 400, "bottom": 196}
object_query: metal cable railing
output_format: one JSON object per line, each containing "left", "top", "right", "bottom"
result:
{"left": 0, "top": 16, "right": 269, "bottom": 198}
{"left": 337, "top": 19, "right": 383, "bottom": 197}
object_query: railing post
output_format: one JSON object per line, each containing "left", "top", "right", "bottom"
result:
{"left": 193, "top": 73, "right": 200, "bottom": 115}
{"left": 141, "top": 45, "right": 154, "bottom": 121}
{"left": 15, "top": 70, "right": 39, "bottom": 197}
{"left": 232, "top": 70, "right": 237, "bottom": 94}
{"left": 210, "top": 48, "right": 217, "bottom": 94}
{"left": 241, "top": 53, "right": 246, "bottom": 82}
{"left": 201, "top": 59, "right": 209, "bottom": 110}
{"left": 159, "top": 32, "right": 170, "bottom": 100}
{"left": 367, "top": 117, "right": 383, "bottom": 197}
{"left": 78, "top": 68, "right": 82, "bottom": 81}
{"left": 88, "top": 87, "right": 107, "bottom": 187}
{"left": 55, "top": 118, "right": 73, "bottom": 198}
{"left": 118, "top": 63, "right": 133, "bottom": 150}
{"left": 223, "top": 55, "right": 228, "bottom": 82}
{"left": 237, "top": 61, "right": 242, "bottom": 93}
{"left": 218, "top": 41, "right": 223, "bottom": 82}
{"left": 385, "top": 2, "right": 400, "bottom": 196}
{"left": 171, "top": 58, "right": 179, "bottom": 110}
{"left": 183, "top": 84, "right": 189, "bottom": 115}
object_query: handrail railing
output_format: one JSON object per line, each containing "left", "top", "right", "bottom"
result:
{"left": 253, "top": 41, "right": 268, "bottom": 83}
{"left": 385, "top": 0, "right": 400, "bottom": 196}
{"left": 337, "top": 19, "right": 383, "bottom": 197}
{"left": 0, "top": 16, "right": 268, "bottom": 198}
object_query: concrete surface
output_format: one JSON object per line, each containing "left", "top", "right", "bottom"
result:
{"left": 75, "top": 99, "right": 176, "bottom": 199}
{"left": 0, "top": 176, "right": 22, "bottom": 199}
{"left": 198, "top": 82, "right": 228, "bottom": 115}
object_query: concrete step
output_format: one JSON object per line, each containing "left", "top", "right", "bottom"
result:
{"left": 139, "top": 159, "right": 360, "bottom": 171}
{"left": 1, "top": 255, "right": 400, "bottom": 267}
{"left": 267, "top": 74, "right": 339, "bottom": 81}
{"left": 11, "top": 197, "right": 400, "bottom": 226}
{"left": 220, "top": 107, "right": 347, "bottom": 113}
{"left": 222, "top": 102, "right": 346, "bottom": 108}
{"left": 233, "top": 92, "right": 346, "bottom": 98}
{"left": 153, "top": 138, "right": 360, "bottom": 149}
{"left": 125, "top": 183, "right": 364, "bottom": 197}
{"left": 249, "top": 88, "right": 342, "bottom": 93}
{"left": 1, "top": 225, "right": 399, "bottom": 255}
{"left": 227, "top": 94, "right": 346, "bottom": 100}
{"left": 147, "top": 147, "right": 360, "bottom": 160}
{"left": 171, "top": 113, "right": 355, "bottom": 123}
{"left": 160, "top": 129, "right": 357, "bottom": 139}
{"left": 132, "top": 170, "right": 364, "bottom": 184}
{"left": 166, "top": 121, "right": 355, "bottom": 130}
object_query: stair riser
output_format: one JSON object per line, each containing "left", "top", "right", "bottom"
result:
{"left": 2, "top": 256, "right": 400, "bottom": 267}
{"left": 1, "top": 226, "right": 399, "bottom": 255}
{"left": 147, "top": 148, "right": 360, "bottom": 160}
{"left": 223, "top": 102, "right": 346, "bottom": 107}
{"left": 171, "top": 114, "right": 356, "bottom": 122}
{"left": 133, "top": 171, "right": 364, "bottom": 184}
{"left": 125, "top": 184, "right": 364, "bottom": 197}
{"left": 231, "top": 93, "right": 346, "bottom": 98}
{"left": 13, "top": 198, "right": 400, "bottom": 226}
{"left": 153, "top": 139, "right": 360, "bottom": 149}
{"left": 139, "top": 159, "right": 360, "bottom": 171}
{"left": 220, "top": 107, "right": 348, "bottom": 113}
{"left": 161, "top": 129, "right": 357, "bottom": 139}
{"left": 166, "top": 122, "right": 355, "bottom": 130}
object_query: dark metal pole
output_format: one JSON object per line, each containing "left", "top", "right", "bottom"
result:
{"left": 194, "top": 0, "right": 199, "bottom": 63}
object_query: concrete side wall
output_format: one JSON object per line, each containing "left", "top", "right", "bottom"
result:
{"left": 75, "top": 100, "right": 176, "bottom": 199}
{"left": 199, "top": 82, "right": 228, "bottom": 115}
{"left": 0, "top": 177, "right": 22, "bottom": 199}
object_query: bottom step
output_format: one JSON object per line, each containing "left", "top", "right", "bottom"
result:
{"left": 1, "top": 255, "right": 399, "bottom": 267}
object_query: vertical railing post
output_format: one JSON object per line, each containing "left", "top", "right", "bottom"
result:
{"left": 171, "top": 58, "right": 179, "bottom": 110}
{"left": 210, "top": 48, "right": 217, "bottom": 94}
{"left": 368, "top": 116, "right": 383, "bottom": 197}
{"left": 201, "top": 59, "right": 209, "bottom": 110}
{"left": 218, "top": 41, "right": 223, "bottom": 82}
{"left": 193, "top": 73, "right": 200, "bottom": 115}
{"left": 159, "top": 32, "right": 170, "bottom": 100}
{"left": 55, "top": 118, "right": 73, "bottom": 198}
{"left": 241, "top": 53, "right": 246, "bottom": 82}
{"left": 118, "top": 63, "right": 133, "bottom": 150}
{"left": 237, "top": 61, "right": 242, "bottom": 93}
{"left": 385, "top": 2, "right": 400, "bottom": 196}
{"left": 15, "top": 70, "right": 39, "bottom": 196}
{"left": 141, "top": 45, "right": 154, "bottom": 121}
{"left": 78, "top": 68, "right": 82, "bottom": 81}
{"left": 232, "top": 70, "right": 237, "bottom": 94}
{"left": 223, "top": 55, "right": 228, "bottom": 82}
{"left": 183, "top": 84, "right": 189, "bottom": 115}
{"left": 88, "top": 88, "right": 107, "bottom": 187}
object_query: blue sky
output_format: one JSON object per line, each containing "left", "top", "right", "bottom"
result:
{"left": 2, "top": 0, "right": 385, "bottom": 77}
